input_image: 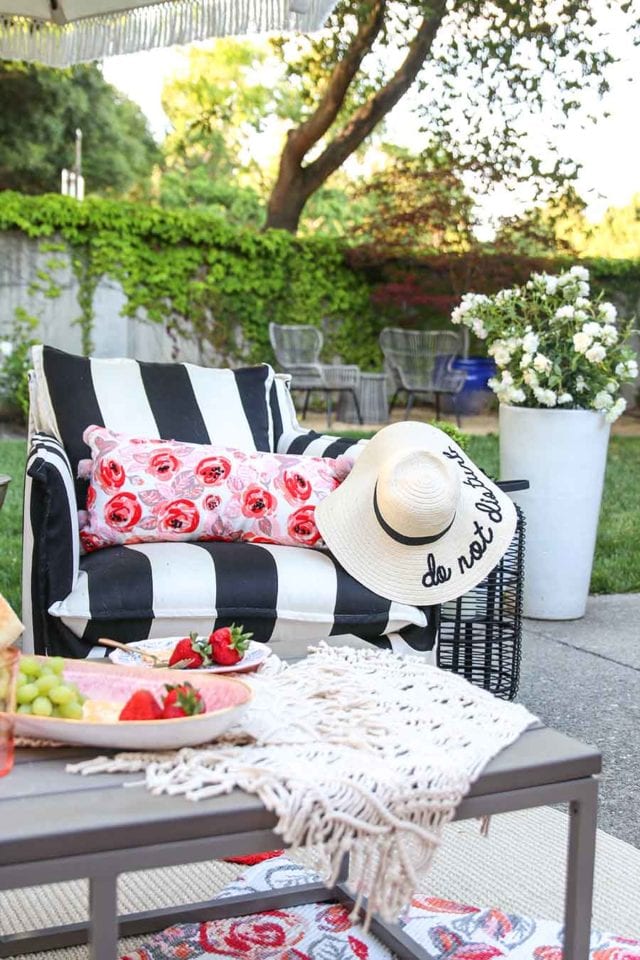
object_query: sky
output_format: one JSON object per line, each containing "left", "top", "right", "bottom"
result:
{"left": 101, "top": 18, "right": 640, "bottom": 230}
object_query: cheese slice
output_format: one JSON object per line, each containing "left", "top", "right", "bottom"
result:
{"left": 0, "top": 593, "right": 24, "bottom": 648}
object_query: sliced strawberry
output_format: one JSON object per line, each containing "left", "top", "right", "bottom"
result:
{"left": 168, "top": 631, "right": 212, "bottom": 669}
{"left": 119, "top": 689, "right": 163, "bottom": 721}
{"left": 208, "top": 624, "right": 253, "bottom": 666}
{"left": 161, "top": 681, "right": 205, "bottom": 718}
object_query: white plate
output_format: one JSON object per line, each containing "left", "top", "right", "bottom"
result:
{"left": 108, "top": 637, "right": 271, "bottom": 674}
{"left": 9, "top": 658, "right": 252, "bottom": 750}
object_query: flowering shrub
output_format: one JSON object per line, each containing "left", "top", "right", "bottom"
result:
{"left": 450, "top": 266, "right": 638, "bottom": 422}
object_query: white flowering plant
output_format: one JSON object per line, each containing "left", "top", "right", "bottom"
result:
{"left": 450, "top": 266, "right": 638, "bottom": 423}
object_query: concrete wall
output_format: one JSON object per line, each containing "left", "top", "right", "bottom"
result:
{"left": 0, "top": 231, "right": 203, "bottom": 363}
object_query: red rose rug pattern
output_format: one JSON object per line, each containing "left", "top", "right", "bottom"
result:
{"left": 121, "top": 856, "right": 640, "bottom": 960}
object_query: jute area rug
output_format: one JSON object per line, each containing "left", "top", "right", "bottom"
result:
{"left": 2, "top": 805, "right": 639, "bottom": 960}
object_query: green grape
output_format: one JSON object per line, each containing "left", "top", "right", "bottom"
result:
{"left": 16, "top": 672, "right": 29, "bottom": 687}
{"left": 49, "top": 657, "right": 65, "bottom": 674}
{"left": 36, "top": 674, "right": 59, "bottom": 694}
{"left": 49, "top": 685, "right": 75, "bottom": 705}
{"left": 16, "top": 683, "right": 39, "bottom": 704}
{"left": 32, "top": 696, "right": 53, "bottom": 717}
{"left": 19, "top": 657, "right": 40, "bottom": 677}
{"left": 17, "top": 703, "right": 33, "bottom": 715}
{"left": 39, "top": 663, "right": 54, "bottom": 676}
{"left": 59, "top": 701, "right": 83, "bottom": 720}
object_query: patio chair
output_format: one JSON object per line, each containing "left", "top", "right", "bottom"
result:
{"left": 21, "top": 345, "right": 436, "bottom": 661}
{"left": 380, "top": 328, "right": 467, "bottom": 425}
{"left": 269, "top": 322, "right": 363, "bottom": 428}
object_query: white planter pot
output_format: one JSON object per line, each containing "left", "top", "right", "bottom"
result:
{"left": 499, "top": 404, "right": 610, "bottom": 620}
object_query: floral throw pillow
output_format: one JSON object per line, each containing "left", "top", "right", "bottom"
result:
{"left": 78, "top": 426, "right": 353, "bottom": 553}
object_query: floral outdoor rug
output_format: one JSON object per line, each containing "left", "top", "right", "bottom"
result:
{"left": 121, "top": 855, "right": 640, "bottom": 960}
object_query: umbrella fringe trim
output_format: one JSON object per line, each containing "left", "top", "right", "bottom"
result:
{"left": 0, "top": 0, "right": 336, "bottom": 67}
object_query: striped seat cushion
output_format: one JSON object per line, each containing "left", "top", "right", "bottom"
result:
{"left": 48, "top": 540, "right": 436, "bottom": 654}
{"left": 32, "top": 345, "right": 275, "bottom": 508}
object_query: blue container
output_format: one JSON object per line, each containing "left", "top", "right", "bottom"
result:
{"left": 442, "top": 356, "right": 497, "bottom": 416}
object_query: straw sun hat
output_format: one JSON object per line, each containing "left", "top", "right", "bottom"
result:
{"left": 316, "top": 421, "right": 517, "bottom": 606}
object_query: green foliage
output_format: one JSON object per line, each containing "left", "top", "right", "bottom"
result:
{"left": 0, "top": 308, "right": 40, "bottom": 421}
{"left": 0, "top": 439, "right": 27, "bottom": 616}
{"left": 0, "top": 61, "right": 159, "bottom": 196}
{"left": 0, "top": 192, "right": 380, "bottom": 368}
{"left": 351, "top": 145, "right": 477, "bottom": 253}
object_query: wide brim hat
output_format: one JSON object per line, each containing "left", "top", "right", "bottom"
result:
{"left": 316, "top": 421, "right": 517, "bottom": 607}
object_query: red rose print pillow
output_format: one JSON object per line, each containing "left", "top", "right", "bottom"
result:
{"left": 77, "top": 426, "right": 353, "bottom": 553}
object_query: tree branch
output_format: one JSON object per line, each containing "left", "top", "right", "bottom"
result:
{"left": 303, "top": 1, "right": 448, "bottom": 193}
{"left": 283, "top": 0, "right": 387, "bottom": 165}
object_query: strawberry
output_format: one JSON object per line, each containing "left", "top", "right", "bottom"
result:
{"left": 208, "top": 624, "right": 253, "bottom": 666}
{"left": 119, "top": 689, "right": 163, "bottom": 721}
{"left": 168, "top": 631, "right": 212, "bottom": 669}
{"left": 161, "top": 682, "right": 205, "bottom": 719}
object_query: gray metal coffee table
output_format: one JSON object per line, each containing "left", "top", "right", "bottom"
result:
{"left": 0, "top": 727, "right": 600, "bottom": 960}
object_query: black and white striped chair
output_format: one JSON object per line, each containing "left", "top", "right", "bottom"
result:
{"left": 22, "top": 346, "right": 438, "bottom": 660}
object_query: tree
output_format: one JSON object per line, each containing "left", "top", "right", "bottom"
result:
{"left": 351, "top": 144, "right": 476, "bottom": 252}
{"left": 580, "top": 195, "right": 640, "bottom": 258}
{"left": 0, "top": 61, "right": 159, "bottom": 195}
{"left": 265, "top": 0, "right": 640, "bottom": 233}
{"left": 492, "top": 188, "right": 590, "bottom": 256}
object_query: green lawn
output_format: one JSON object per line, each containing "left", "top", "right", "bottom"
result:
{"left": 0, "top": 434, "right": 637, "bottom": 618}
{"left": 0, "top": 439, "right": 27, "bottom": 615}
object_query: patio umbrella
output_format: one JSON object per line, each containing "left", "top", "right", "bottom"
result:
{"left": 0, "top": 0, "right": 337, "bottom": 67}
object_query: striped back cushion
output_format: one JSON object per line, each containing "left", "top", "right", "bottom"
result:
{"left": 32, "top": 346, "right": 275, "bottom": 507}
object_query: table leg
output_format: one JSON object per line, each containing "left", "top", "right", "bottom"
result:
{"left": 564, "top": 777, "right": 598, "bottom": 960}
{"left": 89, "top": 874, "right": 119, "bottom": 960}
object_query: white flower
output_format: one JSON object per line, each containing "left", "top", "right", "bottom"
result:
{"left": 558, "top": 392, "right": 573, "bottom": 405}
{"left": 520, "top": 352, "right": 533, "bottom": 369}
{"left": 0, "top": 341, "right": 12, "bottom": 358}
{"left": 585, "top": 343, "right": 606, "bottom": 364}
{"left": 601, "top": 324, "right": 618, "bottom": 346}
{"left": 582, "top": 321, "right": 602, "bottom": 338}
{"left": 488, "top": 339, "right": 513, "bottom": 367}
{"left": 578, "top": 281, "right": 590, "bottom": 297}
{"left": 545, "top": 276, "right": 560, "bottom": 295}
{"left": 605, "top": 397, "right": 627, "bottom": 423}
{"left": 574, "top": 310, "right": 588, "bottom": 321}
{"left": 606, "top": 380, "right": 618, "bottom": 395}
{"left": 522, "top": 331, "right": 539, "bottom": 354}
{"left": 570, "top": 265, "right": 590, "bottom": 282}
{"left": 533, "top": 353, "right": 552, "bottom": 374}
{"left": 555, "top": 305, "right": 575, "bottom": 321}
{"left": 593, "top": 390, "right": 614, "bottom": 411}
{"left": 599, "top": 301, "right": 617, "bottom": 322}
{"left": 573, "top": 331, "right": 593, "bottom": 354}
{"left": 575, "top": 297, "right": 590, "bottom": 309}
{"left": 575, "top": 375, "right": 587, "bottom": 393}
{"left": 533, "top": 386, "right": 557, "bottom": 407}
{"left": 508, "top": 387, "right": 526, "bottom": 404}
{"left": 496, "top": 288, "right": 515, "bottom": 301}
{"left": 523, "top": 368, "right": 539, "bottom": 388}
{"left": 615, "top": 359, "right": 638, "bottom": 380}
{"left": 451, "top": 306, "right": 464, "bottom": 325}
{"left": 471, "top": 318, "right": 488, "bottom": 339}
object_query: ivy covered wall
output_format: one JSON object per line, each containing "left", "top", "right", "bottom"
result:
{"left": 0, "top": 192, "right": 638, "bottom": 382}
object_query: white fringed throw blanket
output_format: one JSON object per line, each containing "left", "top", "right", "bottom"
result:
{"left": 68, "top": 644, "right": 536, "bottom": 923}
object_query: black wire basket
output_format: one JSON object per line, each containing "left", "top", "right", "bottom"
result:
{"left": 437, "top": 498, "right": 526, "bottom": 701}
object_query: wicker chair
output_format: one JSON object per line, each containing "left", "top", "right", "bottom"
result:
{"left": 269, "top": 322, "right": 363, "bottom": 428}
{"left": 379, "top": 328, "right": 466, "bottom": 424}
